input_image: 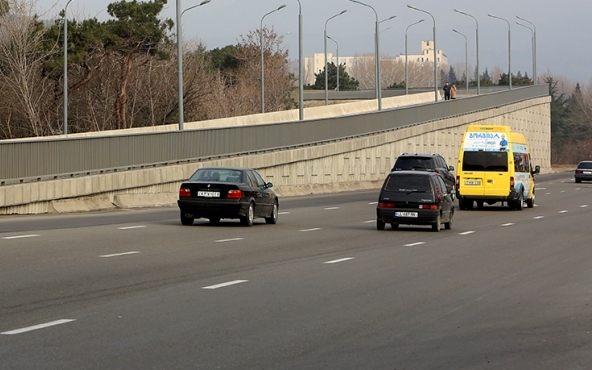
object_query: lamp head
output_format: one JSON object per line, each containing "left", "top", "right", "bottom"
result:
{"left": 278, "top": 4, "right": 286, "bottom": 10}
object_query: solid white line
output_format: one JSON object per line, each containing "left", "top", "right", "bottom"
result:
{"left": 300, "top": 228, "right": 321, "bottom": 232}
{"left": 533, "top": 216, "right": 545, "bottom": 220}
{"left": 324, "top": 207, "right": 340, "bottom": 210}
{"left": 99, "top": 251, "right": 141, "bottom": 258}
{"left": 1, "top": 319, "right": 76, "bottom": 335}
{"left": 202, "top": 280, "right": 248, "bottom": 290}
{"left": 405, "top": 242, "right": 425, "bottom": 247}
{"left": 501, "top": 223, "right": 515, "bottom": 227}
{"left": 324, "top": 258, "right": 354, "bottom": 264}
{"left": 214, "top": 238, "right": 244, "bottom": 243}
{"left": 118, "top": 226, "right": 147, "bottom": 230}
{"left": 1, "top": 234, "right": 39, "bottom": 240}
{"left": 459, "top": 231, "right": 475, "bottom": 235}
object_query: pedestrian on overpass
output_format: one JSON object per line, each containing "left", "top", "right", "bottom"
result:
{"left": 443, "top": 82, "right": 451, "bottom": 100}
{"left": 451, "top": 83, "right": 457, "bottom": 99}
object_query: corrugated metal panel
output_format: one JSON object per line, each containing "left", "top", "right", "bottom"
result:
{"left": 0, "top": 85, "right": 549, "bottom": 184}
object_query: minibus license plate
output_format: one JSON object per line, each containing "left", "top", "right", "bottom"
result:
{"left": 464, "top": 180, "right": 481, "bottom": 185}
{"left": 395, "top": 211, "right": 418, "bottom": 218}
{"left": 198, "top": 191, "right": 220, "bottom": 198}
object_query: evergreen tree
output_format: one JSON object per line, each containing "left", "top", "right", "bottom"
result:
{"left": 448, "top": 66, "right": 457, "bottom": 84}
{"left": 310, "top": 62, "right": 359, "bottom": 91}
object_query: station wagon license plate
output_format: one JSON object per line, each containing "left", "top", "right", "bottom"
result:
{"left": 464, "top": 180, "right": 481, "bottom": 185}
{"left": 395, "top": 211, "right": 418, "bottom": 218}
{"left": 197, "top": 191, "right": 220, "bottom": 198}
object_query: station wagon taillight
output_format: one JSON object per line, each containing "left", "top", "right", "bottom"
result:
{"left": 378, "top": 201, "right": 396, "bottom": 208}
{"left": 419, "top": 204, "right": 439, "bottom": 210}
{"left": 510, "top": 176, "right": 515, "bottom": 190}
{"left": 227, "top": 189, "right": 243, "bottom": 199}
{"left": 179, "top": 188, "right": 191, "bottom": 198}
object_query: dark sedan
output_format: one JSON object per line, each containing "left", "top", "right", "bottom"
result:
{"left": 177, "top": 167, "right": 279, "bottom": 226}
{"left": 574, "top": 161, "right": 592, "bottom": 183}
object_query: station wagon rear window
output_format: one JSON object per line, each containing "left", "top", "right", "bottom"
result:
{"left": 384, "top": 174, "right": 432, "bottom": 192}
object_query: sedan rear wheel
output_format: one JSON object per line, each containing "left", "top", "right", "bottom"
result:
{"left": 241, "top": 203, "right": 254, "bottom": 227}
{"left": 265, "top": 201, "right": 279, "bottom": 224}
{"left": 444, "top": 211, "right": 453, "bottom": 230}
{"left": 209, "top": 217, "right": 220, "bottom": 225}
{"left": 180, "top": 211, "right": 194, "bottom": 226}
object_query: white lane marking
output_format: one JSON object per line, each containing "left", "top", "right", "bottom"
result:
{"left": 214, "top": 238, "right": 244, "bottom": 243}
{"left": 2, "top": 234, "right": 39, "bottom": 240}
{"left": 300, "top": 228, "right": 321, "bottom": 232}
{"left": 459, "top": 231, "right": 475, "bottom": 235}
{"left": 362, "top": 220, "right": 375, "bottom": 224}
{"left": 368, "top": 201, "right": 378, "bottom": 205}
{"left": 533, "top": 216, "right": 545, "bottom": 220}
{"left": 536, "top": 187, "right": 547, "bottom": 190}
{"left": 405, "top": 242, "right": 425, "bottom": 247}
{"left": 324, "top": 207, "right": 340, "bottom": 210}
{"left": 559, "top": 210, "right": 568, "bottom": 213}
{"left": 501, "top": 223, "right": 515, "bottom": 227}
{"left": 1, "top": 319, "right": 76, "bottom": 335}
{"left": 202, "top": 280, "right": 248, "bottom": 290}
{"left": 581, "top": 205, "right": 589, "bottom": 208}
{"left": 99, "top": 251, "right": 141, "bottom": 258}
{"left": 545, "top": 193, "right": 551, "bottom": 195}
{"left": 560, "top": 190, "right": 566, "bottom": 193}
{"left": 324, "top": 257, "right": 355, "bottom": 264}
{"left": 278, "top": 211, "right": 291, "bottom": 215}
{"left": 118, "top": 226, "right": 147, "bottom": 230}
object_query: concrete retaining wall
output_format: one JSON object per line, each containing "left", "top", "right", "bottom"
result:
{"left": 0, "top": 95, "right": 550, "bottom": 215}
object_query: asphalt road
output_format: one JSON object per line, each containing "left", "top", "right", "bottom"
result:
{"left": 1, "top": 172, "right": 591, "bottom": 370}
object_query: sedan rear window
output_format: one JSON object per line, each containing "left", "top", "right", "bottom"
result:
{"left": 190, "top": 169, "right": 243, "bottom": 182}
{"left": 577, "top": 162, "right": 592, "bottom": 169}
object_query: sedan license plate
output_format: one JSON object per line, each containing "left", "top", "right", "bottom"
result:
{"left": 464, "top": 180, "right": 481, "bottom": 186}
{"left": 395, "top": 211, "right": 418, "bottom": 218}
{"left": 197, "top": 191, "right": 220, "bottom": 198}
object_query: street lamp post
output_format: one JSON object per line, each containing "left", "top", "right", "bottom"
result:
{"left": 408, "top": 5, "right": 437, "bottom": 102}
{"left": 516, "top": 21, "right": 534, "bottom": 85}
{"left": 452, "top": 29, "right": 469, "bottom": 91}
{"left": 405, "top": 19, "right": 424, "bottom": 95}
{"left": 327, "top": 35, "right": 339, "bottom": 91}
{"left": 324, "top": 10, "right": 347, "bottom": 106}
{"left": 63, "top": 0, "right": 73, "bottom": 135}
{"left": 348, "top": 0, "right": 384, "bottom": 110}
{"left": 488, "top": 14, "right": 511, "bottom": 90}
{"left": 517, "top": 16, "right": 537, "bottom": 85}
{"left": 296, "top": 0, "right": 303, "bottom": 120}
{"left": 261, "top": 5, "right": 286, "bottom": 114}
{"left": 454, "top": 9, "right": 479, "bottom": 95}
{"left": 176, "top": 0, "right": 210, "bottom": 131}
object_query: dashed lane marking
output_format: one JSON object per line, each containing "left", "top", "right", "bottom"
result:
{"left": 405, "top": 242, "right": 426, "bottom": 247}
{"left": 214, "top": 238, "right": 244, "bottom": 243}
{"left": 2, "top": 234, "right": 39, "bottom": 240}
{"left": 1, "top": 319, "right": 76, "bottom": 335}
{"left": 324, "top": 258, "right": 355, "bottom": 264}
{"left": 300, "top": 228, "right": 321, "bottom": 232}
{"left": 99, "top": 251, "right": 141, "bottom": 258}
{"left": 459, "top": 231, "right": 476, "bottom": 235}
{"left": 118, "top": 226, "right": 147, "bottom": 230}
{"left": 202, "top": 280, "right": 248, "bottom": 290}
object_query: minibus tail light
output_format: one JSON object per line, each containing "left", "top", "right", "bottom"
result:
{"left": 456, "top": 176, "right": 460, "bottom": 191}
{"left": 510, "top": 176, "right": 515, "bottom": 190}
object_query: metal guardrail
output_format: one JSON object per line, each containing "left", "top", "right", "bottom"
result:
{"left": 0, "top": 85, "right": 548, "bottom": 185}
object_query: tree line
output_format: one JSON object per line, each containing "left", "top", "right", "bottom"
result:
{"left": 0, "top": 0, "right": 295, "bottom": 138}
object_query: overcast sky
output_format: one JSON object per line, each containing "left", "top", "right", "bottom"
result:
{"left": 37, "top": 0, "right": 585, "bottom": 84}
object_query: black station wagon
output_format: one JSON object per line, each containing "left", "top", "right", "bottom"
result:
{"left": 376, "top": 171, "right": 454, "bottom": 232}
{"left": 177, "top": 166, "right": 278, "bottom": 226}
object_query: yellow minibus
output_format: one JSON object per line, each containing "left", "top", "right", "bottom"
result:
{"left": 456, "top": 125, "right": 540, "bottom": 210}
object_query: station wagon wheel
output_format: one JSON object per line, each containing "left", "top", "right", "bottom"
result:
{"left": 180, "top": 211, "right": 194, "bottom": 226}
{"left": 432, "top": 214, "right": 441, "bottom": 232}
{"left": 376, "top": 220, "right": 385, "bottom": 230}
{"left": 265, "top": 200, "right": 279, "bottom": 224}
{"left": 444, "top": 210, "right": 453, "bottom": 230}
{"left": 209, "top": 217, "right": 220, "bottom": 225}
{"left": 390, "top": 223, "right": 399, "bottom": 230}
{"left": 241, "top": 202, "right": 254, "bottom": 227}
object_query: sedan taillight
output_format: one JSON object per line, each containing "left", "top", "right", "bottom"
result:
{"left": 419, "top": 204, "right": 439, "bottom": 210}
{"left": 227, "top": 189, "right": 243, "bottom": 199}
{"left": 179, "top": 188, "right": 191, "bottom": 198}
